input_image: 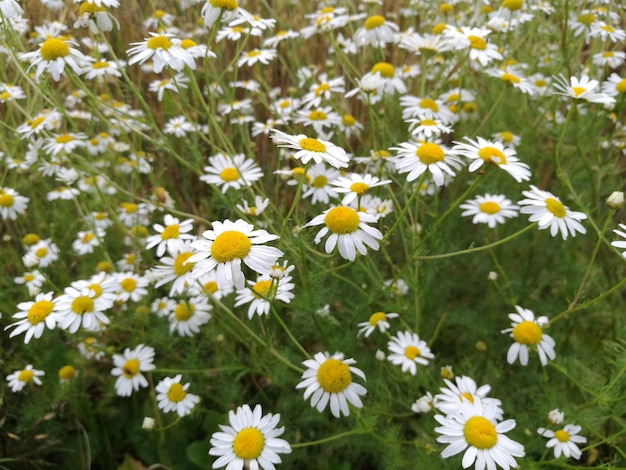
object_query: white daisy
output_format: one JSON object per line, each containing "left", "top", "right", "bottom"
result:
{"left": 295, "top": 351, "right": 367, "bottom": 418}
{"left": 357, "top": 311, "right": 399, "bottom": 338}
{"left": 209, "top": 404, "right": 291, "bottom": 469}
{"left": 5, "top": 292, "right": 58, "bottom": 344}
{"left": 518, "top": 185, "right": 587, "bottom": 239}
{"left": 435, "top": 401, "right": 525, "bottom": 470}
{"left": 168, "top": 296, "right": 212, "bottom": 337}
{"left": 72, "top": 230, "right": 101, "bottom": 255}
{"left": 271, "top": 129, "right": 350, "bottom": 169}
{"left": 234, "top": 274, "right": 295, "bottom": 319}
{"left": 460, "top": 194, "right": 519, "bottom": 228}
{"left": 434, "top": 376, "right": 503, "bottom": 420}
{"left": 19, "top": 37, "right": 87, "bottom": 81}
{"left": 6, "top": 364, "right": 45, "bottom": 393}
{"left": 201, "top": 0, "right": 244, "bottom": 28}
{"left": 537, "top": 424, "right": 587, "bottom": 460}
{"left": 501, "top": 305, "right": 556, "bottom": 366}
{"left": 452, "top": 137, "right": 531, "bottom": 182}
{"left": 301, "top": 163, "right": 340, "bottom": 205}
{"left": 110, "top": 344, "right": 156, "bottom": 397}
{"left": 331, "top": 173, "right": 391, "bottom": 206}
{"left": 200, "top": 153, "right": 264, "bottom": 193}
{"left": 187, "top": 219, "right": 283, "bottom": 289}
{"left": 126, "top": 33, "right": 196, "bottom": 74}
{"left": 387, "top": 330, "right": 435, "bottom": 375}
{"left": 156, "top": 375, "right": 200, "bottom": 417}
{"left": 54, "top": 280, "right": 113, "bottom": 333}
{"left": 305, "top": 205, "right": 383, "bottom": 261}
{"left": 552, "top": 74, "right": 616, "bottom": 106}
{"left": 391, "top": 141, "right": 463, "bottom": 186}
{"left": 0, "top": 187, "right": 29, "bottom": 220}
{"left": 14, "top": 270, "right": 46, "bottom": 297}
{"left": 114, "top": 272, "right": 150, "bottom": 303}
{"left": 611, "top": 223, "right": 626, "bottom": 257}
{"left": 353, "top": 14, "right": 399, "bottom": 48}
{"left": 601, "top": 73, "right": 626, "bottom": 97}
{"left": 145, "top": 214, "right": 195, "bottom": 258}
{"left": 151, "top": 243, "right": 196, "bottom": 296}
{"left": 237, "top": 48, "right": 277, "bottom": 67}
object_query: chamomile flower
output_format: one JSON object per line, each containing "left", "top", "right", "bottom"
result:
{"left": 126, "top": 33, "right": 196, "bottom": 73}
{"left": 43, "top": 132, "right": 87, "bottom": 156}
{"left": 187, "top": 219, "right": 283, "bottom": 289}
{"left": 537, "top": 424, "right": 587, "bottom": 460}
{"left": 331, "top": 173, "right": 391, "bottom": 206}
{"left": 271, "top": 129, "right": 350, "bottom": 169}
{"left": 364, "top": 62, "right": 407, "bottom": 95}
{"left": 209, "top": 404, "right": 291, "bottom": 469}
{"left": 151, "top": 243, "right": 196, "bottom": 296}
{"left": 54, "top": 281, "right": 113, "bottom": 333}
{"left": 353, "top": 14, "right": 399, "bottom": 48}
{"left": 357, "top": 311, "right": 399, "bottom": 337}
{"left": 200, "top": 153, "right": 264, "bottom": 193}
{"left": 19, "top": 37, "right": 87, "bottom": 81}
{"left": 408, "top": 117, "right": 453, "bottom": 140}
{"left": 111, "top": 344, "right": 156, "bottom": 397}
{"left": 435, "top": 401, "right": 525, "bottom": 470}
{"left": 387, "top": 330, "right": 435, "bottom": 375}
{"left": 294, "top": 106, "right": 342, "bottom": 136}
{"left": 163, "top": 115, "right": 195, "bottom": 137}
{"left": 0, "top": 187, "right": 29, "bottom": 220}
{"left": 460, "top": 194, "right": 519, "bottom": 228}
{"left": 73, "top": 2, "right": 119, "bottom": 33}
{"left": 14, "top": 270, "right": 46, "bottom": 297}
{"left": 146, "top": 214, "right": 195, "bottom": 258}
{"left": 453, "top": 137, "right": 531, "bottom": 182}
{"left": 149, "top": 74, "right": 189, "bottom": 101}
{"left": 5, "top": 292, "right": 58, "bottom": 343}
{"left": 237, "top": 48, "right": 276, "bottom": 67}
{"left": 201, "top": 0, "right": 244, "bottom": 28}
{"left": 296, "top": 352, "right": 367, "bottom": 418}
{"left": 412, "top": 391, "right": 437, "bottom": 413}
{"left": 302, "top": 163, "right": 340, "bottom": 204}
{"left": 391, "top": 141, "right": 463, "bottom": 186}
{"left": 236, "top": 195, "right": 270, "bottom": 218}
{"left": 501, "top": 305, "right": 556, "bottom": 366}
{"left": 156, "top": 375, "right": 200, "bottom": 417}
{"left": 601, "top": 73, "right": 626, "bottom": 97}
{"left": 168, "top": 296, "right": 212, "bottom": 336}
{"left": 300, "top": 74, "right": 346, "bottom": 109}
{"left": 6, "top": 365, "right": 45, "bottom": 393}
{"left": 72, "top": 230, "right": 101, "bottom": 255}
{"left": 305, "top": 205, "right": 383, "bottom": 261}
{"left": 611, "top": 223, "right": 626, "bottom": 257}
{"left": 435, "top": 376, "right": 503, "bottom": 420}
{"left": 552, "top": 74, "right": 616, "bottom": 106}
{"left": 518, "top": 186, "right": 587, "bottom": 239}
{"left": 115, "top": 272, "right": 150, "bottom": 303}
{"left": 234, "top": 274, "right": 295, "bottom": 319}
{"left": 444, "top": 26, "right": 503, "bottom": 67}
{"left": 25, "top": 239, "right": 60, "bottom": 268}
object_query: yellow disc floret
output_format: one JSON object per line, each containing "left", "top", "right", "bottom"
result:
{"left": 122, "top": 358, "right": 140, "bottom": 378}
{"left": 404, "top": 345, "right": 421, "bottom": 360}
{"left": 27, "top": 300, "right": 54, "bottom": 325}
{"left": 317, "top": 358, "right": 352, "bottom": 393}
{"left": 40, "top": 38, "right": 70, "bottom": 61}
{"left": 478, "top": 146, "right": 507, "bottom": 165}
{"left": 512, "top": 320, "right": 543, "bottom": 345}
{"left": 299, "top": 137, "right": 326, "bottom": 153}
{"left": 233, "top": 428, "right": 265, "bottom": 459}
{"left": 371, "top": 62, "right": 395, "bottom": 78}
{"left": 416, "top": 143, "right": 445, "bottom": 164}
{"left": 324, "top": 206, "right": 360, "bottom": 234}
{"left": 464, "top": 416, "right": 498, "bottom": 449}
{"left": 167, "top": 383, "right": 187, "bottom": 402}
{"left": 147, "top": 35, "right": 172, "bottom": 51}
{"left": 479, "top": 201, "right": 501, "bottom": 214}
{"left": 364, "top": 15, "right": 385, "bottom": 30}
{"left": 211, "top": 231, "right": 252, "bottom": 263}
{"left": 545, "top": 198, "right": 566, "bottom": 218}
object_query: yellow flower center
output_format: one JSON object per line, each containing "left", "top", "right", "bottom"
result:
{"left": 167, "top": 383, "right": 187, "bottom": 402}
{"left": 416, "top": 143, "right": 445, "bottom": 164}
{"left": 317, "top": 358, "right": 352, "bottom": 393}
{"left": 499, "top": 131, "right": 514, "bottom": 142}
{"left": 420, "top": 118, "right": 437, "bottom": 126}
{"left": 209, "top": 0, "right": 238, "bottom": 10}
{"left": 315, "top": 83, "right": 330, "bottom": 96}
{"left": 56, "top": 134, "right": 74, "bottom": 144}
{"left": 350, "top": 182, "right": 369, "bottom": 195}
{"left": 368, "top": 311, "right": 386, "bottom": 326}
{"left": 308, "top": 110, "right": 327, "bottom": 121}
{"left": 512, "top": 320, "right": 543, "bottom": 345}
{"left": 371, "top": 62, "right": 395, "bottom": 78}
{"left": 554, "top": 429, "right": 570, "bottom": 442}
{"left": 23, "top": 274, "right": 35, "bottom": 282}
{"left": 602, "top": 24, "right": 615, "bottom": 33}
{"left": 27, "top": 300, "right": 54, "bottom": 325}
{"left": 501, "top": 0, "right": 523, "bottom": 11}
{"left": 204, "top": 281, "right": 218, "bottom": 294}
{"left": 211, "top": 231, "right": 252, "bottom": 263}
{"left": 0, "top": 193, "right": 14, "bottom": 207}
{"left": 35, "top": 247, "right": 48, "bottom": 258}
{"left": 342, "top": 114, "right": 355, "bottom": 126}
{"left": 28, "top": 116, "right": 46, "bottom": 129}
{"left": 246, "top": 50, "right": 261, "bottom": 58}
{"left": 121, "top": 202, "right": 138, "bottom": 214}
{"left": 419, "top": 98, "right": 439, "bottom": 111}
{"left": 23, "top": 234, "right": 42, "bottom": 246}
{"left": 174, "top": 252, "right": 194, "bottom": 276}
{"left": 479, "top": 201, "right": 501, "bottom": 214}
{"left": 220, "top": 167, "right": 240, "bottom": 182}
{"left": 571, "top": 86, "right": 587, "bottom": 97}
{"left": 577, "top": 13, "right": 595, "bottom": 26}
{"left": 312, "top": 175, "right": 328, "bottom": 188}
{"left": 468, "top": 35, "right": 487, "bottom": 50}
{"left": 478, "top": 146, "right": 507, "bottom": 165}
{"left": 364, "top": 15, "right": 385, "bottom": 30}
{"left": 58, "top": 365, "right": 77, "bottom": 380}
{"left": 404, "top": 345, "right": 421, "bottom": 360}
{"left": 432, "top": 22, "right": 447, "bottom": 34}
{"left": 464, "top": 416, "right": 498, "bottom": 449}
{"left": 252, "top": 279, "right": 275, "bottom": 299}
{"left": 17, "top": 369, "right": 34, "bottom": 383}
{"left": 233, "top": 427, "right": 265, "bottom": 460}
{"left": 79, "top": 2, "right": 105, "bottom": 14}
{"left": 324, "top": 206, "right": 360, "bottom": 234}
{"left": 81, "top": 232, "right": 95, "bottom": 243}
{"left": 174, "top": 302, "right": 195, "bottom": 321}
{"left": 299, "top": 137, "right": 326, "bottom": 153}
{"left": 616, "top": 78, "right": 626, "bottom": 94}
{"left": 72, "top": 296, "right": 94, "bottom": 314}
{"left": 500, "top": 73, "right": 521, "bottom": 84}
{"left": 181, "top": 39, "right": 197, "bottom": 49}
{"left": 440, "top": 3, "right": 454, "bottom": 13}
{"left": 122, "top": 358, "right": 140, "bottom": 378}
{"left": 147, "top": 35, "right": 172, "bottom": 51}
{"left": 96, "top": 261, "right": 113, "bottom": 273}
{"left": 161, "top": 224, "right": 180, "bottom": 240}
{"left": 120, "top": 278, "right": 137, "bottom": 292}
{"left": 88, "top": 283, "right": 103, "bottom": 298}
{"left": 460, "top": 392, "right": 475, "bottom": 403}
{"left": 545, "top": 198, "right": 566, "bottom": 218}
{"left": 40, "top": 38, "right": 70, "bottom": 61}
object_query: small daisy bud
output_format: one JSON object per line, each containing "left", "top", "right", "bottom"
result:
{"left": 548, "top": 408, "right": 564, "bottom": 425}
{"left": 606, "top": 191, "right": 624, "bottom": 209}
{"left": 411, "top": 392, "right": 434, "bottom": 413}
{"left": 315, "top": 304, "right": 330, "bottom": 317}
{"left": 375, "top": 349, "right": 386, "bottom": 361}
{"left": 2, "top": 234, "right": 11, "bottom": 242}
{"left": 488, "top": 271, "right": 498, "bottom": 281}
{"left": 524, "top": 428, "right": 533, "bottom": 437}
{"left": 440, "top": 365, "right": 454, "bottom": 379}
{"left": 142, "top": 417, "right": 155, "bottom": 431}
{"left": 475, "top": 340, "right": 487, "bottom": 351}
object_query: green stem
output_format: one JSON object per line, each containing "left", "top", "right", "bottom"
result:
{"left": 291, "top": 430, "right": 366, "bottom": 448}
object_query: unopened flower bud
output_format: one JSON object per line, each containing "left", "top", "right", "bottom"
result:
{"left": 606, "top": 191, "right": 624, "bottom": 210}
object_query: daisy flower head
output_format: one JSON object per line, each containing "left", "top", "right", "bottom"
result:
{"left": 111, "top": 344, "right": 156, "bottom": 396}
{"left": 151, "top": 242, "right": 196, "bottom": 296}
{"left": 25, "top": 239, "right": 60, "bottom": 268}
{"left": 387, "top": 330, "right": 435, "bottom": 375}
{"left": 552, "top": 74, "right": 616, "bottom": 106}
{"left": 271, "top": 129, "right": 350, "bottom": 169}
{"left": 72, "top": 230, "right": 101, "bottom": 255}
{"left": 501, "top": 305, "right": 555, "bottom": 366}
{"left": 54, "top": 279, "right": 114, "bottom": 333}
{"left": 453, "top": 137, "right": 530, "bottom": 182}
{"left": 187, "top": 219, "right": 283, "bottom": 290}
{"left": 14, "top": 269, "right": 46, "bottom": 296}
{"left": 168, "top": 295, "right": 212, "bottom": 337}
{"left": 5, "top": 292, "right": 58, "bottom": 344}
{"left": 435, "top": 400, "right": 525, "bottom": 470}
{"left": 202, "top": 0, "right": 244, "bottom": 28}
{"left": 548, "top": 408, "right": 565, "bottom": 425}
{"left": 434, "top": 376, "right": 503, "bottom": 420}
{"left": 146, "top": 214, "right": 195, "bottom": 258}
{"left": 357, "top": 311, "right": 399, "bottom": 337}
{"left": 234, "top": 274, "right": 295, "bottom": 319}
{"left": 443, "top": 26, "right": 503, "bottom": 67}
{"left": 301, "top": 163, "right": 340, "bottom": 205}
{"left": 407, "top": 117, "right": 453, "bottom": 140}
{"left": 518, "top": 185, "right": 587, "bottom": 239}
{"left": 353, "top": 14, "right": 399, "bottom": 48}
{"left": 19, "top": 37, "right": 87, "bottom": 81}
{"left": 114, "top": 272, "right": 150, "bottom": 303}
{"left": 611, "top": 223, "right": 626, "bottom": 257}
{"left": 156, "top": 375, "right": 200, "bottom": 417}
{"left": 237, "top": 48, "right": 277, "bottom": 68}
{"left": 126, "top": 33, "right": 196, "bottom": 74}
{"left": 391, "top": 140, "right": 463, "bottom": 186}
{"left": 601, "top": 73, "right": 626, "bottom": 98}
{"left": 6, "top": 364, "right": 45, "bottom": 393}
{"left": 296, "top": 351, "right": 367, "bottom": 418}
{"left": 0, "top": 187, "right": 29, "bottom": 220}
{"left": 537, "top": 424, "right": 587, "bottom": 460}
{"left": 331, "top": 173, "right": 391, "bottom": 206}
{"left": 200, "top": 153, "right": 264, "bottom": 193}
{"left": 460, "top": 194, "right": 519, "bottom": 228}
{"left": 209, "top": 404, "right": 291, "bottom": 469}
{"left": 305, "top": 205, "right": 383, "bottom": 261}
{"left": 366, "top": 61, "right": 407, "bottom": 96}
